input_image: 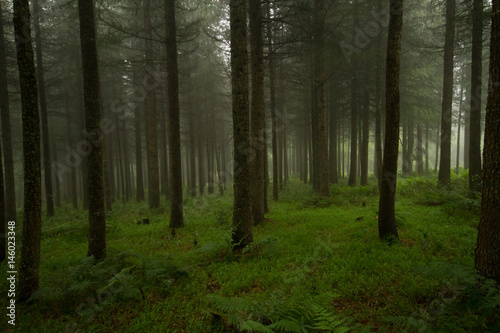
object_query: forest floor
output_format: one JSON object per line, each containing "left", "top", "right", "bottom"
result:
{"left": 2, "top": 172, "right": 499, "bottom": 332}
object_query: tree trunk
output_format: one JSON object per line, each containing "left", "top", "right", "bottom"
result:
{"left": 266, "top": 1, "right": 278, "bottom": 201}
{"left": 0, "top": 140, "right": 4, "bottom": 262}
{"left": 66, "top": 107, "right": 78, "bottom": 210}
{"left": 14, "top": 0, "right": 42, "bottom": 301}
{"left": 230, "top": 0, "right": 253, "bottom": 249}
{"left": 250, "top": 0, "right": 266, "bottom": 224}
{"left": 408, "top": 120, "right": 414, "bottom": 174}
{"left": 144, "top": 0, "right": 160, "bottom": 208}
{"left": 417, "top": 122, "right": 424, "bottom": 175}
{"left": 361, "top": 88, "right": 369, "bottom": 186}
{"left": 438, "top": 0, "right": 456, "bottom": 187}
{"left": 329, "top": 88, "right": 338, "bottom": 185}
{"left": 425, "top": 122, "right": 429, "bottom": 173}
{"left": 375, "top": 0, "right": 383, "bottom": 188}
{"left": 0, "top": 0, "right": 16, "bottom": 223}
{"left": 314, "top": 0, "right": 330, "bottom": 196}
{"left": 134, "top": 97, "right": 144, "bottom": 202}
{"left": 378, "top": 0, "right": 403, "bottom": 241}
{"left": 52, "top": 142, "right": 61, "bottom": 208}
{"left": 78, "top": 0, "right": 106, "bottom": 260}
{"left": 469, "top": 0, "right": 483, "bottom": 191}
{"left": 475, "top": 0, "right": 500, "bottom": 283}
{"left": 165, "top": 0, "right": 183, "bottom": 230}
{"left": 33, "top": 0, "right": 54, "bottom": 217}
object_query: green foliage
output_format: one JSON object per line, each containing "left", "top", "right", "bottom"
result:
{"left": 210, "top": 293, "right": 360, "bottom": 332}
{"left": 388, "top": 262, "right": 500, "bottom": 332}
{"left": 243, "top": 236, "right": 278, "bottom": 257}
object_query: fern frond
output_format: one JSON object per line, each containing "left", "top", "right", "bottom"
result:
{"left": 241, "top": 320, "right": 275, "bottom": 333}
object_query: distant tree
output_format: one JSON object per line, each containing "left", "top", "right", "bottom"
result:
{"left": 250, "top": 0, "right": 266, "bottom": 224}
{"left": 468, "top": 0, "right": 483, "bottom": 191}
{"left": 230, "top": 0, "right": 253, "bottom": 249}
{"left": 348, "top": 0, "right": 359, "bottom": 187}
{"left": 14, "top": 0, "right": 42, "bottom": 302}
{"left": 438, "top": 0, "right": 456, "bottom": 187}
{"left": 475, "top": 0, "right": 500, "bottom": 284}
{"left": 144, "top": 0, "right": 160, "bottom": 209}
{"left": 378, "top": 0, "right": 403, "bottom": 241}
{"left": 33, "top": 0, "right": 54, "bottom": 217}
{"left": 134, "top": 71, "right": 145, "bottom": 202}
{"left": 361, "top": 88, "right": 369, "bottom": 186}
{"left": 78, "top": 0, "right": 106, "bottom": 259}
{"left": 0, "top": 0, "right": 17, "bottom": 223}
{"left": 165, "top": 0, "right": 184, "bottom": 231}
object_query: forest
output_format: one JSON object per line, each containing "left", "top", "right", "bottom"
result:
{"left": 0, "top": 0, "right": 500, "bottom": 331}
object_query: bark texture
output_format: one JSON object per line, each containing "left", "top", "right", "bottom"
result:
{"left": 475, "top": 0, "right": 500, "bottom": 284}
{"left": 378, "top": 0, "right": 403, "bottom": 241}
{"left": 14, "top": 0, "right": 42, "bottom": 302}
{"left": 165, "top": 0, "right": 184, "bottom": 230}
{"left": 438, "top": 0, "right": 456, "bottom": 187}
{"left": 230, "top": 0, "right": 253, "bottom": 249}
{"left": 78, "top": 0, "right": 106, "bottom": 260}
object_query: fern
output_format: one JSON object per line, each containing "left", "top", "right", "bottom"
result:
{"left": 242, "top": 236, "right": 278, "bottom": 256}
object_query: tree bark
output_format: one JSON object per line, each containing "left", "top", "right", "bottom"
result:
{"left": 144, "top": 0, "right": 160, "bottom": 208}
{"left": 33, "top": 0, "right": 54, "bottom": 217}
{"left": 361, "top": 88, "right": 369, "bottom": 186}
{"left": 378, "top": 0, "right": 403, "bottom": 241}
{"left": 230, "top": 0, "right": 253, "bottom": 249}
{"left": 14, "top": 0, "right": 42, "bottom": 301}
{"left": 250, "top": 0, "right": 266, "bottom": 224}
{"left": 475, "top": 0, "right": 500, "bottom": 284}
{"left": 78, "top": 0, "right": 106, "bottom": 260}
{"left": 0, "top": 0, "right": 17, "bottom": 223}
{"left": 417, "top": 122, "right": 424, "bottom": 175}
{"left": 0, "top": 140, "right": 4, "bottom": 262}
{"left": 134, "top": 94, "right": 144, "bottom": 202}
{"left": 469, "top": 0, "right": 483, "bottom": 191}
{"left": 438, "top": 0, "right": 456, "bottom": 187}
{"left": 165, "top": 0, "right": 183, "bottom": 230}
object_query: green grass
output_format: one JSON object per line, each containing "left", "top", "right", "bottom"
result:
{"left": 1, "top": 173, "right": 498, "bottom": 332}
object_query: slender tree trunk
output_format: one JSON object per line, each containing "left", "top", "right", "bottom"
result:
{"left": 0, "top": 0, "right": 16, "bottom": 222}
{"left": 435, "top": 126, "right": 440, "bottom": 171}
{"left": 408, "top": 121, "right": 414, "bottom": 174}
{"left": 469, "top": 0, "right": 483, "bottom": 191}
{"left": 230, "top": 0, "right": 253, "bottom": 249}
{"left": 266, "top": 2, "right": 278, "bottom": 201}
{"left": 78, "top": 0, "right": 106, "bottom": 260}
{"left": 66, "top": 107, "right": 78, "bottom": 210}
{"left": 313, "top": 0, "right": 330, "bottom": 196}
{"left": 144, "top": 0, "right": 160, "bottom": 208}
{"left": 475, "top": 0, "right": 500, "bottom": 283}
{"left": 375, "top": 0, "right": 383, "bottom": 188}
{"left": 425, "top": 122, "right": 429, "bottom": 173}
{"left": 250, "top": 0, "right": 266, "bottom": 223}
{"left": 188, "top": 114, "right": 197, "bottom": 197}
{"left": 165, "top": 0, "right": 183, "bottom": 230}
{"left": 14, "top": 0, "right": 42, "bottom": 301}
{"left": 361, "top": 88, "right": 369, "bottom": 186}
{"left": 134, "top": 99, "right": 144, "bottom": 202}
{"left": 33, "top": 0, "right": 54, "bottom": 217}
{"left": 417, "top": 122, "right": 424, "bottom": 175}
{"left": 438, "top": 0, "right": 456, "bottom": 187}
{"left": 378, "top": 0, "right": 403, "bottom": 241}
{"left": 456, "top": 76, "right": 464, "bottom": 174}
{"left": 329, "top": 89, "right": 338, "bottom": 185}
{"left": 348, "top": 75, "right": 358, "bottom": 186}
{"left": 52, "top": 142, "right": 61, "bottom": 208}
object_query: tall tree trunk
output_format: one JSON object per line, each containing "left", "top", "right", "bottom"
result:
{"left": 33, "top": 0, "right": 54, "bottom": 217}
{"left": 134, "top": 100, "right": 144, "bottom": 201}
{"left": 198, "top": 131, "right": 205, "bottom": 196}
{"left": 375, "top": 0, "right": 383, "bottom": 188}
{"left": 425, "top": 122, "right": 429, "bottom": 173}
{"left": 78, "top": 0, "right": 106, "bottom": 260}
{"left": 456, "top": 74, "right": 464, "bottom": 175}
{"left": 122, "top": 121, "right": 131, "bottom": 202}
{"left": 435, "top": 126, "right": 440, "bottom": 171}
{"left": 0, "top": 0, "right": 17, "bottom": 222}
{"left": 14, "top": 0, "right": 42, "bottom": 301}
{"left": 469, "top": 0, "right": 483, "bottom": 191}
{"left": 144, "top": 0, "right": 160, "bottom": 208}
{"left": 378, "top": 0, "right": 403, "bottom": 241}
{"left": 188, "top": 114, "right": 196, "bottom": 197}
{"left": 66, "top": 107, "right": 78, "bottom": 210}
{"left": 165, "top": 0, "right": 183, "bottom": 230}
{"left": 314, "top": 0, "right": 330, "bottom": 196}
{"left": 230, "top": 0, "right": 253, "bottom": 249}
{"left": 250, "top": 0, "right": 266, "bottom": 224}
{"left": 348, "top": 0, "right": 358, "bottom": 187}
{"left": 408, "top": 121, "right": 414, "bottom": 174}
{"left": 52, "top": 142, "right": 61, "bottom": 208}
{"left": 475, "top": 0, "right": 500, "bottom": 283}
{"left": 417, "top": 122, "right": 424, "bottom": 175}
{"left": 266, "top": 1, "right": 278, "bottom": 201}
{"left": 329, "top": 88, "right": 338, "bottom": 185}
{"left": 160, "top": 95, "right": 169, "bottom": 197}
{"left": 361, "top": 88, "right": 369, "bottom": 186}
{"left": 438, "top": 0, "right": 456, "bottom": 187}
